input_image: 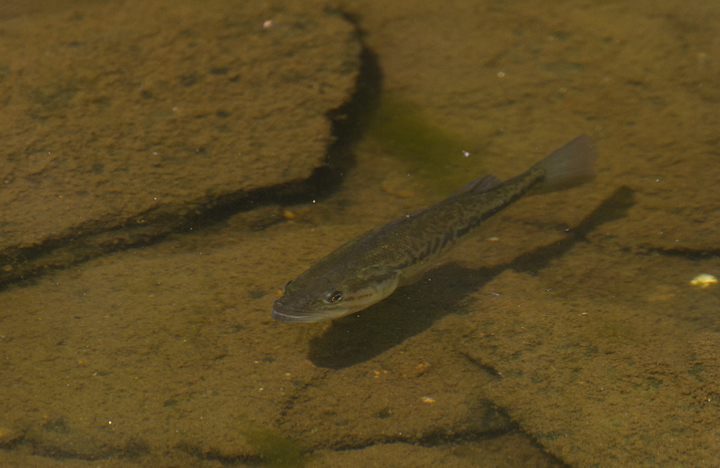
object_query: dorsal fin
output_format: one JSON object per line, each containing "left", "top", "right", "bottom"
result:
{"left": 448, "top": 175, "right": 502, "bottom": 199}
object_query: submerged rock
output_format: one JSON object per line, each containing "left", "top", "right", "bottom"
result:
{"left": 0, "top": 0, "right": 361, "bottom": 283}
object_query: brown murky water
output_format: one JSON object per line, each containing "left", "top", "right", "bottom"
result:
{"left": 1, "top": 0, "right": 719, "bottom": 467}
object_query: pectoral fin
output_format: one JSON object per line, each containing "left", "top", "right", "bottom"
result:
{"left": 397, "top": 258, "right": 450, "bottom": 286}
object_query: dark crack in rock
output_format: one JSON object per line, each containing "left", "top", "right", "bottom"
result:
{"left": 0, "top": 0, "right": 362, "bottom": 284}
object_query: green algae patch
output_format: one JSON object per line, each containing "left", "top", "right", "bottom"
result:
{"left": 367, "top": 94, "right": 485, "bottom": 195}
{"left": 240, "top": 425, "right": 308, "bottom": 468}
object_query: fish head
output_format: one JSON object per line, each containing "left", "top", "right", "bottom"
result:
{"left": 271, "top": 264, "right": 400, "bottom": 323}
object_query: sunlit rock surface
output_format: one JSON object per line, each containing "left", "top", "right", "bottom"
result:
{"left": 0, "top": 0, "right": 360, "bottom": 282}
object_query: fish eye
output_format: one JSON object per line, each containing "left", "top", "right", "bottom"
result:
{"left": 323, "top": 290, "right": 343, "bottom": 303}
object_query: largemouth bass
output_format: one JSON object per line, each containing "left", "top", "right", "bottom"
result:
{"left": 272, "top": 134, "right": 597, "bottom": 323}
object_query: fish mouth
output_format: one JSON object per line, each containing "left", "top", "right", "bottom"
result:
{"left": 271, "top": 300, "right": 330, "bottom": 323}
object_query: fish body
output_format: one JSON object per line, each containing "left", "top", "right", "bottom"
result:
{"left": 272, "top": 135, "right": 597, "bottom": 323}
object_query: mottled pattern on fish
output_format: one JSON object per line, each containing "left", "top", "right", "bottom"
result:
{"left": 344, "top": 167, "right": 544, "bottom": 281}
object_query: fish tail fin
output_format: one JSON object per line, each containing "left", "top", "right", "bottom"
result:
{"left": 532, "top": 134, "right": 597, "bottom": 195}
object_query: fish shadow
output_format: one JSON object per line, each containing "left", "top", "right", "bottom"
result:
{"left": 308, "top": 186, "right": 635, "bottom": 369}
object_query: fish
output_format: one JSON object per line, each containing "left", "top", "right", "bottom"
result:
{"left": 272, "top": 134, "right": 597, "bottom": 323}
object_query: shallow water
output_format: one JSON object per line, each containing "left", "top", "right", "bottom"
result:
{"left": 1, "top": 0, "right": 719, "bottom": 467}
